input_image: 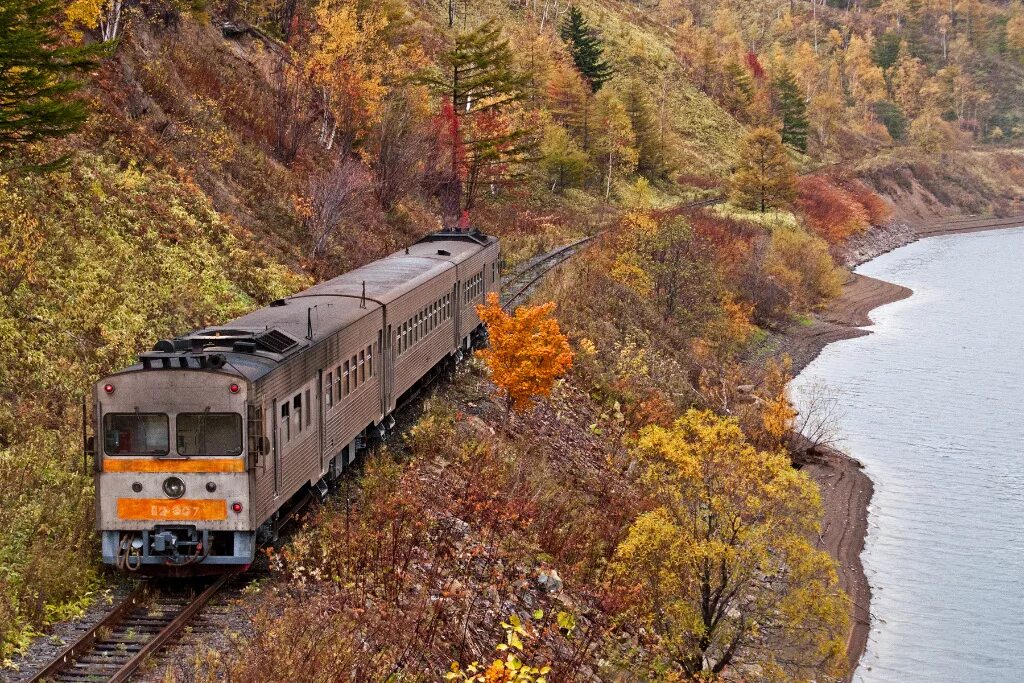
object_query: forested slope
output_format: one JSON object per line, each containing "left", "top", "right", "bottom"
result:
{"left": 2, "top": 0, "right": 1023, "bottom": 678}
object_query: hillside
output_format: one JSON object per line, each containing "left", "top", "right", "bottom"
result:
{"left": 2, "top": 0, "right": 1023, "bottom": 679}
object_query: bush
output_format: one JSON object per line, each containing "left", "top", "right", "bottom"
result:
{"left": 795, "top": 176, "right": 869, "bottom": 243}
{"left": 766, "top": 226, "right": 844, "bottom": 309}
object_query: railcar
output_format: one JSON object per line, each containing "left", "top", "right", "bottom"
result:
{"left": 92, "top": 230, "right": 499, "bottom": 574}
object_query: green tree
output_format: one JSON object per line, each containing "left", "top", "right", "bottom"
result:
{"left": 559, "top": 5, "right": 613, "bottom": 92}
{"left": 612, "top": 409, "right": 849, "bottom": 679}
{"left": 621, "top": 79, "right": 663, "bottom": 178}
{"left": 771, "top": 65, "right": 809, "bottom": 152}
{"left": 539, "top": 123, "right": 588, "bottom": 192}
{"left": 420, "top": 19, "right": 532, "bottom": 212}
{"left": 590, "top": 88, "right": 637, "bottom": 198}
{"left": 719, "top": 61, "right": 753, "bottom": 117}
{"left": 0, "top": 0, "right": 101, "bottom": 170}
{"left": 729, "top": 126, "right": 796, "bottom": 212}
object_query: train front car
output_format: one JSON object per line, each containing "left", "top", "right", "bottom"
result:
{"left": 94, "top": 362, "right": 255, "bottom": 575}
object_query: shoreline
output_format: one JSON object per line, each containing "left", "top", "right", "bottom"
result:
{"left": 781, "top": 214, "right": 1024, "bottom": 679}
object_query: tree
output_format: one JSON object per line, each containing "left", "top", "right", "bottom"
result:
{"left": 559, "top": 5, "right": 613, "bottom": 92}
{"left": 420, "top": 20, "right": 532, "bottom": 216}
{"left": 271, "top": 54, "right": 314, "bottom": 165}
{"left": 890, "top": 48, "right": 928, "bottom": 118}
{"left": 620, "top": 79, "right": 662, "bottom": 178}
{"left": 729, "top": 127, "right": 796, "bottom": 213}
{"left": 0, "top": 0, "right": 100, "bottom": 169}
{"left": 612, "top": 409, "right": 848, "bottom": 679}
{"left": 771, "top": 64, "right": 809, "bottom": 152}
{"left": 370, "top": 90, "right": 430, "bottom": 212}
{"left": 590, "top": 88, "right": 637, "bottom": 198}
{"left": 719, "top": 61, "right": 754, "bottom": 118}
{"left": 611, "top": 212, "right": 720, "bottom": 327}
{"left": 306, "top": 0, "right": 423, "bottom": 156}
{"left": 1008, "top": 10, "right": 1024, "bottom": 58}
{"left": 539, "top": 123, "right": 588, "bottom": 192}
{"left": 476, "top": 293, "right": 573, "bottom": 418}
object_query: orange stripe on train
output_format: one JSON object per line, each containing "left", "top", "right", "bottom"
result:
{"left": 117, "top": 498, "right": 228, "bottom": 521}
{"left": 103, "top": 458, "right": 245, "bottom": 473}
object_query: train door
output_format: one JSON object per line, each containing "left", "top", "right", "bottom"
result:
{"left": 384, "top": 324, "right": 392, "bottom": 412}
{"left": 317, "top": 369, "right": 326, "bottom": 475}
{"left": 377, "top": 329, "right": 385, "bottom": 416}
{"left": 271, "top": 398, "right": 280, "bottom": 497}
{"left": 452, "top": 282, "right": 461, "bottom": 349}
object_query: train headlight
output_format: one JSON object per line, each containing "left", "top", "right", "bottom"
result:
{"left": 162, "top": 476, "right": 186, "bottom": 499}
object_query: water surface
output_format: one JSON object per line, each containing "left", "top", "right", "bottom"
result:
{"left": 791, "top": 227, "right": 1024, "bottom": 682}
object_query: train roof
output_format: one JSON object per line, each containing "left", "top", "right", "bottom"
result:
{"left": 107, "top": 231, "right": 496, "bottom": 382}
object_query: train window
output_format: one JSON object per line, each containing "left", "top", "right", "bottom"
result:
{"left": 359, "top": 350, "right": 366, "bottom": 382}
{"left": 103, "top": 413, "right": 169, "bottom": 456}
{"left": 281, "top": 403, "right": 290, "bottom": 442}
{"left": 305, "top": 389, "right": 311, "bottom": 427}
{"left": 293, "top": 395, "right": 302, "bottom": 435}
{"left": 176, "top": 413, "right": 242, "bottom": 456}
{"left": 326, "top": 372, "right": 333, "bottom": 408}
{"left": 344, "top": 361, "right": 350, "bottom": 396}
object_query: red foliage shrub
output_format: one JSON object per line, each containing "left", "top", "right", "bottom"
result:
{"left": 795, "top": 176, "right": 869, "bottom": 243}
{"left": 841, "top": 178, "right": 893, "bottom": 226}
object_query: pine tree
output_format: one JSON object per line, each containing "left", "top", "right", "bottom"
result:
{"left": 771, "top": 65, "right": 809, "bottom": 153}
{"left": 420, "top": 19, "right": 532, "bottom": 215}
{"left": 729, "top": 127, "right": 796, "bottom": 213}
{"left": 560, "top": 5, "right": 613, "bottom": 92}
{"left": 621, "top": 80, "right": 662, "bottom": 178}
{"left": 0, "top": 0, "right": 101, "bottom": 169}
{"left": 720, "top": 61, "right": 754, "bottom": 117}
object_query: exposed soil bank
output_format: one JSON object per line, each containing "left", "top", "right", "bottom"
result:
{"left": 782, "top": 213, "right": 1024, "bottom": 679}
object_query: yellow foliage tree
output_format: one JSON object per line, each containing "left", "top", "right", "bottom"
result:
{"left": 612, "top": 409, "right": 849, "bottom": 680}
{"left": 306, "top": 0, "right": 424, "bottom": 154}
{"left": 729, "top": 126, "right": 796, "bottom": 213}
{"left": 476, "top": 292, "right": 573, "bottom": 417}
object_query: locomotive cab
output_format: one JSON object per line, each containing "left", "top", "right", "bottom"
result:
{"left": 94, "top": 365, "right": 255, "bottom": 575}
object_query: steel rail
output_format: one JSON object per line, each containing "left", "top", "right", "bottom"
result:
{"left": 27, "top": 573, "right": 232, "bottom": 683}
{"left": 500, "top": 237, "right": 594, "bottom": 311}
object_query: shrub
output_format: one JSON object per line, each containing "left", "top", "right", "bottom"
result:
{"left": 795, "top": 176, "right": 869, "bottom": 243}
{"left": 766, "top": 225, "right": 844, "bottom": 309}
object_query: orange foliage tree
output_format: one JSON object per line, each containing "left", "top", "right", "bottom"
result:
{"left": 476, "top": 292, "right": 573, "bottom": 417}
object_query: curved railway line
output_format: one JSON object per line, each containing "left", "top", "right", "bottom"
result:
{"left": 500, "top": 236, "right": 596, "bottom": 310}
{"left": 22, "top": 234, "right": 598, "bottom": 683}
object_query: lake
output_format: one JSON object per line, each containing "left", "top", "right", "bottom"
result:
{"left": 791, "top": 226, "right": 1024, "bottom": 682}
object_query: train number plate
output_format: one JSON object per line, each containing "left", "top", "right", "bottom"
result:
{"left": 117, "top": 498, "right": 227, "bottom": 521}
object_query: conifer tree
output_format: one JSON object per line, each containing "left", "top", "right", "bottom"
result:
{"left": 729, "top": 127, "right": 796, "bottom": 213}
{"left": 621, "top": 80, "right": 662, "bottom": 178}
{"left": 559, "top": 5, "right": 613, "bottom": 92}
{"left": 420, "top": 19, "right": 532, "bottom": 215}
{"left": 720, "top": 61, "right": 754, "bottom": 117}
{"left": 0, "top": 0, "right": 100, "bottom": 169}
{"left": 771, "top": 65, "right": 809, "bottom": 152}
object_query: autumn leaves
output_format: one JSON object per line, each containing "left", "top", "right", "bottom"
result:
{"left": 475, "top": 293, "right": 573, "bottom": 418}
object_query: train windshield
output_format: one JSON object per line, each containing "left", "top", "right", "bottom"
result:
{"left": 103, "top": 413, "right": 169, "bottom": 456}
{"left": 176, "top": 412, "right": 243, "bottom": 456}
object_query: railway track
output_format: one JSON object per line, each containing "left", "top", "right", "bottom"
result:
{"left": 27, "top": 574, "right": 232, "bottom": 683}
{"left": 500, "top": 236, "right": 595, "bottom": 310}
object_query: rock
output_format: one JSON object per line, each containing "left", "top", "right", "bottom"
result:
{"left": 457, "top": 414, "right": 495, "bottom": 440}
{"left": 535, "top": 567, "right": 563, "bottom": 594}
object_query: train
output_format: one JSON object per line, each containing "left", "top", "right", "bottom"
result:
{"left": 92, "top": 229, "right": 499, "bottom": 574}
